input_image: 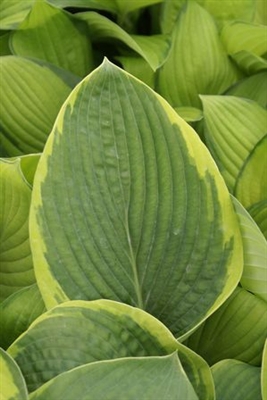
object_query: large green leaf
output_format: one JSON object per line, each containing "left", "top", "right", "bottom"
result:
{"left": 186, "top": 286, "right": 267, "bottom": 366}
{"left": 29, "top": 354, "right": 198, "bottom": 400}
{"left": 0, "top": 284, "right": 45, "bottom": 349}
{"left": 211, "top": 359, "right": 261, "bottom": 400}
{"left": 0, "top": 0, "right": 34, "bottom": 30}
{"left": 8, "top": 300, "right": 214, "bottom": 398}
{"left": 30, "top": 60, "right": 242, "bottom": 338}
{"left": 0, "top": 56, "right": 73, "bottom": 156}
{"left": 0, "top": 159, "right": 35, "bottom": 302}
{"left": 0, "top": 348, "right": 28, "bottom": 400}
{"left": 201, "top": 95, "right": 267, "bottom": 192}
{"left": 248, "top": 200, "right": 267, "bottom": 240}
{"left": 235, "top": 135, "right": 267, "bottom": 210}
{"left": 233, "top": 197, "right": 267, "bottom": 302}
{"left": 76, "top": 11, "right": 171, "bottom": 71}
{"left": 225, "top": 71, "right": 267, "bottom": 108}
{"left": 10, "top": 0, "right": 94, "bottom": 77}
{"left": 157, "top": 1, "right": 239, "bottom": 108}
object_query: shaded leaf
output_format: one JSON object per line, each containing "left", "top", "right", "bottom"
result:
{"left": 10, "top": 0, "right": 94, "bottom": 77}
{"left": 235, "top": 135, "right": 267, "bottom": 209}
{"left": 18, "top": 154, "right": 41, "bottom": 187}
{"left": 157, "top": 1, "right": 239, "bottom": 108}
{"left": 0, "top": 31, "right": 11, "bottom": 55}
{"left": 29, "top": 354, "right": 198, "bottom": 400}
{"left": 186, "top": 286, "right": 267, "bottom": 366}
{"left": 0, "top": 284, "right": 45, "bottom": 349}
{"left": 117, "top": 56, "right": 155, "bottom": 87}
{"left": 0, "top": 0, "right": 34, "bottom": 30}
{"left": 248, "top": 200, "right": 267, "bottom": 240}
{"left": 8, "top": 300, "right": 214, "bottom": 397}
{"left": 0, "top": 159, "right": 35, "bottom": 302}
{"left": 0, "top": 348, "right": 28, "bottom": 400}
{"left": 233, "top": 197, "right": 267, "bottom": 302}
{"left": 0, "top": 56, "right": 73, "bottom": 156}
{"left": 212, "top": 359, "right": 261, "bottom": 400}
{"left": 30, "top": 60, "right": 242, "bottom": 338}
{"left": 201, "top": 95, "right": 267, "bottom": 192}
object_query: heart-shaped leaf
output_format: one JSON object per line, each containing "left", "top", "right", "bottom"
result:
{"left": 186, "top": 286, "right": 267, "bottom": 366}
{"left": 0, "top": 159, "right": 35, "bottom": 302}
{"left": 211, "top": 359, "right": 261, "bottom": 400}
{"left": 0, "top": 348, "right": 28, "bottom": 400}
{"left": 201, "top": 95, "right": 267, "bottom": 192}
{"left": 8, "top": 299, "right": 214, "bottom": 397}
{"left": 30, "top": 59, "right": 242, "bottom": 338}
{"left": 10, "top": 0, "right": 94, "bottom": 77}
{"left": 157, "top": 1, "right": 239, "bottom": 108}
{"left": 29, "top": 354, "right": 198, "bottom": 400}
{"left": 0, "top": 56, "right": 74, "bottom": 156}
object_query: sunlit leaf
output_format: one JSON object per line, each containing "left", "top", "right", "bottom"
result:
{"left": 0, "top": 348, "right": 28, "bottom": 400}
{"left": 174, "top": 107, "right": 203, "bottom": 123}
{"left": 10, "top": 0, "right": 94, "bottom": 77}
{"left": 0, "top": 159, "right": 35, "bottom": 302}
{"left": 186, "top": 286, "right": 267, "bottom": 366}
{"left": 212, "top": 359, "right": 261, "bottom": 400}
{"left": 201, "top": 95, "right": 267, "bottom": 192}
{"left": 157, "top": 1, "right": 239, "bottom": 108}
{"left": 0, "top": 0, "right": 34, "bottom": 30}
{"left": 30, "top": 60, "right": 242, "bottom": 338}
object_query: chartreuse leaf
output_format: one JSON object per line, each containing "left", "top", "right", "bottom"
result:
{"left": 0, "top": 348, "right": 28, "bottom": 400}
{"left": 235, "top": 135, "right": 267, "bottom": 210}
{"left": 8, "top": 300, "right": 214, "bottom": 398}
{"left": 211, "top": 359, "right": 261, "bottom": 400}
{"left": 29, "top": 354, "right": 198, "bottom": 400}
{"left": 0, "top": 284, "right": 45, "bottom": 350}
{"left": 231, "top": 51, "right": 267, "bottom": 75}
{"left": 174, "top": 107, "right": 203, "bottom": 123}
{"left": 0, "top": 159, "right": 35, "bottom": 302}
{"left": 30, "top": 59, "right": 242, "bottom": 338}
{"left": 255, "top": 0, "right": 267, "bottom": 25}
{"left": 18, "top": 154, "right": 41, "bottom": 187}
{"left": 201, "top": 95, "right": 267, "bottom": 192}
{"left": 233, "top": 197, "right": 267, "bottom": 302}
{"left": 186, "top": 286, "right": 267, "bottom": 366}
{"left": 76, "top": 11, "right": 171, "bottom": 71}
{"left": 248, "top": 200, "right": 267, "bottom": 240}
{"left": 10, "top": 0, "right": 93, "bottom": 78}
{"left": 0, "top": 0, "right": 34, "bottom": 30}
{"left": 117, "top": 56, "right": 155, "bottom": 87}
{"left": 262, "top": 340, "right": 267, "bottom": 400}
{"left": 225, "top": 71, "right": 267, "bottom": 108}
{"left": 157, "top": 1, "right": 238, "bottom": 108}
{"left": 0, "top": 56, "right": 73, "bottom": 156}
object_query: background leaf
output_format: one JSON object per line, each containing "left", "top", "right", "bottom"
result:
{"left": 0, "top": 159, "right": 35, "bottom": 302}
{"left": 231, "top": 50, "right": 267, "bottom": 75}
{"left": 10, "top": 0, "right": 94, "bottom": 77}
{"left": 201, "top": 95, "right": 267, "bottom": 192}
{"left": 211, "top": 359, "right": 261, "bottom": 400}
{"left": 29, "top": 354, "right": 198, "bottom": 400}
{"left": 248, "top": 200, "right": 267, "bottom": 240}
{"left": 0, "top": 348, "right": 28, "bottom": 400}
{"left": 30, "top": 60, "right": 242, "bottom": 338}
{"left": 262, "top": 340, "right": 267, "bottom": 400}
{"left": 0, "top": 0, "right": 34, "bottom": 30}
{"left": 0, "top": 56, "right": 73, "bottom": 156}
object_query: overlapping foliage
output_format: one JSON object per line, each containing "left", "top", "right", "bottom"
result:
{"left": 0, "top": 0, "right": 266, "bottom": 399}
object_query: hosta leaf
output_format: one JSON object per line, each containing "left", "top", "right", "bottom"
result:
{"left": 0, "top": 348, "right": 28, "bottom": 400}
{"left": 233, "top": 197, "right": 267, "bottom": 302}
{"left": 76, "top": 11, "right": 171, "bottom": 71}
{"left": 225, "top": 71, "right": 267, "bottom": 108}
{"left": 18, "top": 154, "right": 41, "bottom": 187}
{"left": 30, "top": 60, "right": 242, "bottom": 338}
{"left": 211, "top": 359, "right": 261, "bottom": 400}
{"left": 221, "top": 21, "right": 267, "bottom": 57}
{"left": 117, "top": 56, "right": 155, "bottom": 88}
{"left": 235, "top": 135, "right": 267, "bottom": 209}
{"left": 262, "top": 340, "right": 267, "bottom": 400}
{"left": 231, "top": 50, "right": 267, "bottom": 75}
{"left": 201, "top": 95, "right": 267, "bottom": 192}
{"left": 157, "top": 1, "right": 238, "bottom": 108}
{"left": 0, "top": 159, "right": 35, "bottom": 302}
{"left": 174, "top": 107, "right": 203, "bottom": 123}
{"left": 10, "top": 0, "right": 94, "bottom": 78}
{"left": 0, "top": 284, "right": 45, "bottom": 349}
{"left": 255, "top": 0, "right": 267, "bottom": 25}
{"left": 186, "top": 286, "right": 267, "bottom": 366}
{"left": 0, "top": 31, "right": 11, "bottom": 55}
{"left": 248, "top": 200, "right": 267, "bottom": 239}
{"left": 0, "top": 56, "right": 73, "bottom": 156}
{"left": 29, "top": 354, "right": 198, "bottom": 400}
{"left": 8, "top": 300, "right": 214, "bottom": 397}
{"left": 0, "top": 0, "right": 34, "bottom": 30}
